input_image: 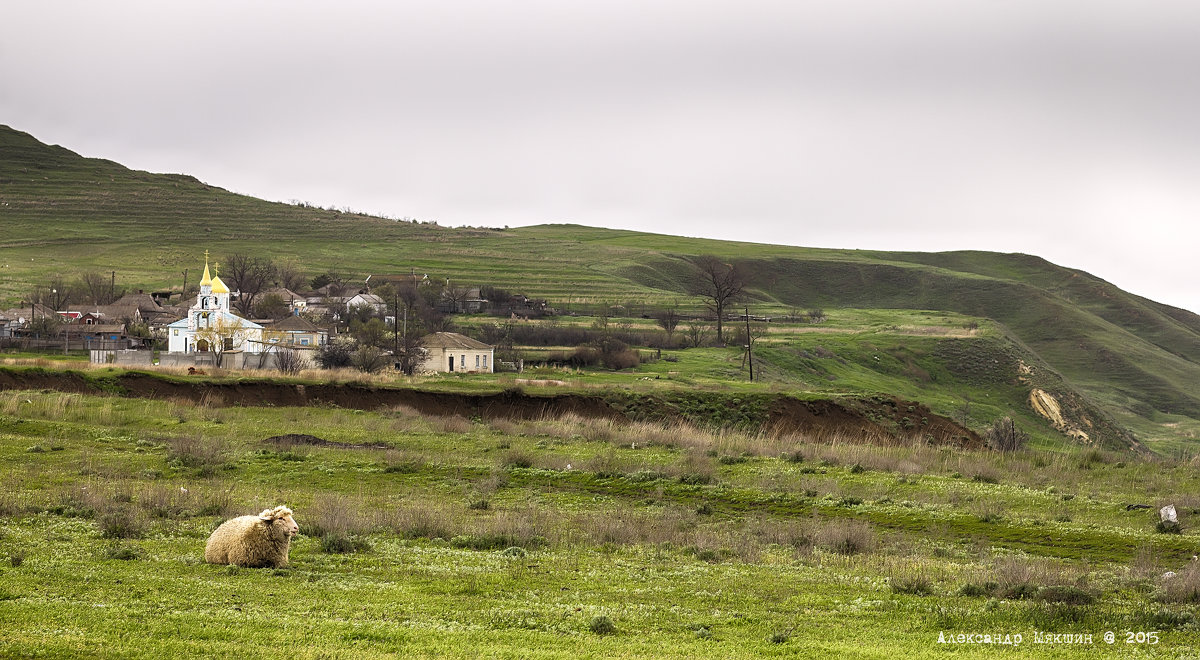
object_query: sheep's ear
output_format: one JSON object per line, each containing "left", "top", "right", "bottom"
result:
{"left": 258, "top": 508, "right": 275, "bottom": 520}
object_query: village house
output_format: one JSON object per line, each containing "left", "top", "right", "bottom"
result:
{"left": 264, "top": 315, "right": 328, "bottom": 348}
{"left": 418, "top": 332, "right": 494, "bottom": 373}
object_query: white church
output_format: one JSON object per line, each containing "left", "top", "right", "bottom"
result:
{"left": 166, "top": 253, "right": 265, "bottom": 356}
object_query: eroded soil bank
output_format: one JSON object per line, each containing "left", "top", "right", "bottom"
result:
{"left": 0, "top": 368, "right": 981, "bottom": 447}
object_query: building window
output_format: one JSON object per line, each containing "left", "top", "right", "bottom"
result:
{"left": 483, "top": 355, "right": 488, "bottom": 369}
{"left": 173, "top": 329, "right": 179, "bottom": 336}
{"left": 300, "top": 338, "right": 309, "bottom": 346}
{"left": 475, "top": 354, "right": 480, "bottom": 368}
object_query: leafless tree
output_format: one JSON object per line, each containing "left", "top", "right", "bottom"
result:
{"left": 682, "top": 320, "right": 712, "bottom": 348}
{"left": 274, "top": 258, "right": 307, "bottom": 292}
{"left": 77, "top": 271, "right": 115, "bottom": 305}
{"left": 274, "top": 347, "right": 304, "bottom": 375}
{"left": 689, "top": 255, "right": 747, "bottom": 344}
{"left": 655, "top": 307, "right": 681, "bottom": 343}
{"left": 223, "top": 253, "right": 277, "bottom": 317}
{"left": 443, "top": 285, "right": 473, "bottom": 314}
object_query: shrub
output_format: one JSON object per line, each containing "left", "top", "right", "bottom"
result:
{"left": 1037, "top": 586, "right": 1095, "bottom": 606}
{"left": 499, "top": 546, "right": 527, "bottom": 558}
{"left": 98, "top": 508, "right": 145, "bottom": 539}
{"left": 104, "top": 544, "right": 141, "bottom": 561}
{"left": 817, "top": 519, "right": 876, "bottom": 555}
{"left": 9, "top": 550, "right": 26, "bottom": 568}
{"left": 1156, "top": 520, "right": 1182, "bottom": 534}
{"left": 167, "top": 435, "right": 228, "bottom": 475}
{"left": 958, "top": 582, "right": 998, "bottom": 597}
{"left": 588, "top": 615, "right": 615, "bottom": 635}
{"left": 984, "top": 416, "right": 1028, "bottom": 452}
{"left": 891, "top": 575, "right": 934, "bottom": 596}
{"left": 314, "top": 337, "right": 355, "bottom": 369}
{"left": 320, "top": 533, "right": 371, "bottom": 554}
{"left": 768, "top": 631, "right": 789, "bottom": 644}
{"left": 503, "top": 450, "right": 535, "bottom": 469}
{"left": 1158, "top": 565, "right": 1200, "bottom": 604}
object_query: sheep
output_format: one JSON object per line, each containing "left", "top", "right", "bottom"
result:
{"left": 204, "top": 506, "right": 299, "bottom": 568}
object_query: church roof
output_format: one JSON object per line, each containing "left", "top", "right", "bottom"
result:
{"left": 210, "top": 274, "right": 230, "bottom": 294}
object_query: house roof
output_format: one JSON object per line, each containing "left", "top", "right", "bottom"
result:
{"left": 349, "top": 293, "right": 386, "bottom": 305}
{"left": 419, "top": 332, "right": 493, "bottom": 350}
{"left": 272, "top": 315, "right": 324, "bottom": 332}
{"left": 80, "top": 304, "right": 142, "bottom": 321}
{"left": 112, "top": 292, "right": 163, "bottom": 313}
{"left": 260, "top": 287, "right": 304, "bottom": 302}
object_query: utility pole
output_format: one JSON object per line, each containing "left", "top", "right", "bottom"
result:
{"left": 393, "top": 292, "right": 399, "bottom": 357}
{"left": 745, "top": 306, "right": 753, "bottom": 382}
{"left": 181, "top": 269, "right": 189, "bottom": 304}
{"left": 110, "top": 271, "right": 116, "bottom": 303}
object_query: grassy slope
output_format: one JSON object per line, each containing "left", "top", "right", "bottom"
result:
{"left": 4, "top": 125, "right": 1200, "bottom": 448}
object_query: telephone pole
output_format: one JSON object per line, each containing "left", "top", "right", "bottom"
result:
{"left": 745, "top": 306, "right": 754, "bottom": 382}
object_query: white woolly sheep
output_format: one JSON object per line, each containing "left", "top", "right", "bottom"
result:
{"left": 204, "top": 506, "right": 299, "bottom": 568}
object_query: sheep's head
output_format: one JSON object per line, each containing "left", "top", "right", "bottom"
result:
{"left": 259, "top": 505, "right": 300, "bottom": 540}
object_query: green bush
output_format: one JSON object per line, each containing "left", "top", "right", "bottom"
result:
{"left": 588, "top": 615, "right": 615, "bottom": 635}
{"left": 1037, "top": 586, "right": 1095, "bottom": 606}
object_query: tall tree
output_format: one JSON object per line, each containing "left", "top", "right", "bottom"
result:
{"left": 689, "top": 255, "right": 747, "bottom": 344}
{"left": 223, "top": 253, "right": 276, "bottom": 317}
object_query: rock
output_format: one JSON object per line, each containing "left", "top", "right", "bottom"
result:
{"left": 1163, "top": 571, "right": 1177, "bottom": 579}
{"left": 1161, "top": 505, "right": 1178, "bottom": 523}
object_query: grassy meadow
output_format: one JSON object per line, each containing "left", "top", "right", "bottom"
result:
{"left": 2, "top": 389, "right": 1200, "bottom": 657}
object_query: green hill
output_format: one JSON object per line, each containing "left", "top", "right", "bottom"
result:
{"left": 4, "top": 124, "right": 1200, "bottom": 452}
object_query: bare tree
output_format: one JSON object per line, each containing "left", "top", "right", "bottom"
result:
{"left": 682, "top": 320, "right": 712, "bottom": 348}
{"left": 77, "top": 271, "right": 115, "bottom": 305}
{"left": 274, "top": 347, "right": 304, "bottom": 375}
{"left": 689, "top": 255, "right": 747, "bottom": 344}
{"left": 443, "top": 285, "right": 473, "bottom": 314}
{"left": 223, "top": 253, "right": 277, "bottom": 317}
{"left": 655, "top": 307, "right": 681, "bottom": 343}
{"left": 274, "top": 258, "right": 307, "bottom": 292}
{"left": 35, "top": 278, "right": 74, "bottom": 311}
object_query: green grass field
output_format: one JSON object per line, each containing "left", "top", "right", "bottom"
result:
{"left": 2, "top": 389, "right": 1199, "bottom": 657}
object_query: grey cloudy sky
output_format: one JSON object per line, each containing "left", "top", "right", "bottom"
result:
{"left": 4, "top": 1, "right": 1199, "bottom": 311}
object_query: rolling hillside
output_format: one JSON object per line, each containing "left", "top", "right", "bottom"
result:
{"left": 4, "top": 124, "right": 1200, "bottom": 450}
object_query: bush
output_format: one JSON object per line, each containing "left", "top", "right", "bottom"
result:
{"left": 588, "top": 615, "right": 616, "bottom": 635}
{"left": 104, "top": 544, "right": 141, "bottom": 561}
{"left": 891, "top": 575, "right": 934, "bottom": 596}
{"left": 958, "top": 581, "right": 998, "bottom": 597}
{"left": 1156, "top": 520, "right": 1182, "bottom": 534}
{"left": 351, "top": 345, "right": 390, "bottom": 373}
{"left": 818, "top": 519, "right": 876, "bottom": 555}
{"left": 314, "top": 337, "right": 355, "bottom": 369}
{"left": 985, "top": 416, "right": 1028, "bottom": 452}
{"left": 1037, "top": 586, "right": 1095, "bottom": 606}
{"left": 98, "top": 509, "right": 145, "bottom": 539}
{"left": 319, "top": 533, "right": 371, "bottom": 554}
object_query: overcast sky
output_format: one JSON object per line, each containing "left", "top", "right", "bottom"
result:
{"left": 4, "top": 1, "right": 1199, "bottom": 311}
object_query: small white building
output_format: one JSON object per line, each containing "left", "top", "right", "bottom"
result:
{"left": 419, "top": 332, "right": 494, "bottom": 373}
{"left": 166, "top": 253, "right": 264, "bottom": 356}
{"left": 345, "top": 293, "right": 387, "bottom": 316}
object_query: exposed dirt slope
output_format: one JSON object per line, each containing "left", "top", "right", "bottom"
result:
{"left": 0, "top": 368, "right": 980, "bottom": 447}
